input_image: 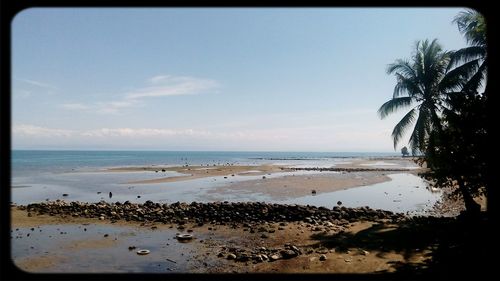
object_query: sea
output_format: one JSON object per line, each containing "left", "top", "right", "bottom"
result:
{"left": 10, "top": 150, "right": 440, "bottom": 214}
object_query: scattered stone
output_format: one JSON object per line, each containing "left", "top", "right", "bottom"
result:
{"left": 227, "top": 254, "right": 236, "bottom": 260}
{"left": 62, "top": 194, "right": 68, "bottom": 197}
{"left": 311, "top": 190, "right": 317, "bottom": 195}
{"left": 103, "top": 234, "right": 109, "bottom": 237}
{"left": 319, "top": 254, "right": 327, "bottom": 261}
{"left": 128, "top": 246, "right": 136, "bottom": 250}
{"left": 281, "top": 250, "right": 298, "bottom": 259}
{"left": 20, "top": 200, "right": 403, "bottom": 227}
{"left": 270, "top": 254, "right": 280, "bottom": 261}
{"left": 337, "top": 201, "right": 342, "bottom": 206}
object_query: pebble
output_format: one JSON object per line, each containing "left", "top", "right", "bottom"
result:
{"left": 319, "top": 254, "right": 327, "bottom": 261}
{"left": 21, "top": 200, "right": 403, "bottom": 228}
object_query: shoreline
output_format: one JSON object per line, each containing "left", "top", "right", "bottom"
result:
{"left": 10, "top": 199, "right": 470, "bottom": 274}
{"left": 10, "top": 202, "right": 414, "bottom": 273}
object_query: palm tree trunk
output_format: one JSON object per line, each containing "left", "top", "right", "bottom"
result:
{"left": 457, "top": 178, "right": 481, "bottom": 216}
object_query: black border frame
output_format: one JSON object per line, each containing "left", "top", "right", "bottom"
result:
{"left": 1, "top": 1, "right": 497, "bottom": 281}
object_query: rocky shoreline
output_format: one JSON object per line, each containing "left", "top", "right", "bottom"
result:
{"left": 18, "top": 200, "right": 406, "bottom": 227}
{"left": 15, "top": 200, "right": 411, "bottom": 266}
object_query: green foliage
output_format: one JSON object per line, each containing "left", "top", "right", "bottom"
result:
{"left": 418, "top": 91, "right": 487, "bottom": 213}
{"left": 380, "top": 10, "right": 488, "bottom": 214}
{"left": 401, "top": 147, "right": 409, "bottom": 157}
{"left": 378, "top": 39, "right": 450, "bottom": 153}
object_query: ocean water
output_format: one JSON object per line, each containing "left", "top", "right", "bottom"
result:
{"left": 11, "top": 150, "right": 399, "bottom": 174}
{"left": 10, "top": 150, "right": 441, "bottom": 213}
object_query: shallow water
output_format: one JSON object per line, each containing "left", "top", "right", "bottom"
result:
{"left": 11, "top": 151, "right": 438, "bottom": 214}
{"left": 11, "top": 169, "right": 439, "bottom": 214}
{"left": 279, "top": 173, "right": 440, "bottom": 214}
{"left": 11, "top": 223, "right": 212, "bottom": 273}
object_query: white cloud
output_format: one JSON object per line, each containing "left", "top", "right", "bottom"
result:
{"left": 12, "top": 121, "right": 399, "bottom": 151}
{"left": 12, "top": 124, "right": 75, "bottom": 137}
{"left": 15, "top": 78, "right": 57, "bottom": 90}
{"left": 61, "top": 103, "right": 90, "bottom": 110}
{"left": 126, "top": 74, "right": 219, "bottom": 99}
{"left": 60, "top": 74, "right": 219, "bottom": 114}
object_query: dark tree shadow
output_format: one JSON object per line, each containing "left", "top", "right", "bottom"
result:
{"left": 309, "top": 213, "right": 493, "bottom": 278}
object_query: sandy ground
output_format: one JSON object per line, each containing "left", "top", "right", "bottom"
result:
{"left": 104, "top": 158, "right": 423, "bottom": 200}
{"left": 207, "top": 172, "right": 393, "bottom": 200}
{"left": 11, "top": 158, "right": 437, "bottom": 273}
{"left": 108, "top": 165, "right": 286, "bottom": 184}
{"left": 11, "top": 208, "right": 431, "bottom": 273}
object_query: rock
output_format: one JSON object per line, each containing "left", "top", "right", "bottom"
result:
{"left": 281, "top": 250, "right": 298, "bottom": 259}
{"left": 128, "top": 246, "right": 136, "bottom": 250}
{"left": 337, "top": 201, "right": 342, "bottom": 206}
{"left": 291, "top": 245, "right": 301, "bottom": 253}
{"left": 62, "top": 194, "right": 68, "bottom": 197}
{"left": 311, "top": 190, "right": 316, "bottom": 195}
{"left": 361, "top": 250, "right": 369, "bottom": 256}
{"left": 103, "top": 234, "right": 109, "bottom": 237}
{"left": 319, "top": 254, "right": 327, "bottom": 261}
{"left": 270, "top": 254, "right": 280, "bottom": 261}
{"left": 99, "top": 216, "right": 105, "bottom": 220}
{"left": 227, "top": 254, "right": 236, "bottom": 260}
{"left": 261, "top": 233, "right": 269, "bottom": 239}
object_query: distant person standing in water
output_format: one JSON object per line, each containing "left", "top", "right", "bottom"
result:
{"left": 109, "top": 192, "right": 112, "bottom": 198}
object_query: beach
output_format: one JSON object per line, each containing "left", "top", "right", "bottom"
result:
{"left": 11, "top": 203, "right": 427, "bottom": 273}
{"left": 10, "top": 155, "right": 458, "bottom": 273}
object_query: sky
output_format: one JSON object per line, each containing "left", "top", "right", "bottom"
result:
{"left": 11, "top": 8, "right": 470, "bottom": 152}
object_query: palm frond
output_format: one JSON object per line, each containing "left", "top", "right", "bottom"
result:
{"left": 391, "top": 108, "right": 417, "bottom": 149}
{"left": 386, "top": 59, "right": 416, "bottom": 78}
{"left": 378, "top": 97, "right": 414, "bottom": 119}
{"left": 393, "top": 73, "right": 423, "bottom": 98}
{"left": 463, "top": 61, "right": 487, "bottom": 92}
{"left": 447, "top": 46, "right": 486, "bottom": 70}
{"left": 409, "top": 109, "right": 429, "bottom": 153}
{"left": 441, "top": 59, "right": 481, "bottom": 92}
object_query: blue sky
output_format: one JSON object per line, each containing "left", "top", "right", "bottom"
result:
{"left": 12, "top": 8, "right": 469, "bottom": 151}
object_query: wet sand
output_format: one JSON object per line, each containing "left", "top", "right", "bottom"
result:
{"left": 11, "top": 208, "right": 430, "bottom": 273}
{"left": 207, "top": 172, "right": 393, "bottom": 200}
{"left": 11, "top": 158, "right": 440, "bottom": 273}
{"left": 104, "top": 159, "right": 425, "bottom": 201}
{"left": 107, "top": 165, "right": 287, "bottom": 184}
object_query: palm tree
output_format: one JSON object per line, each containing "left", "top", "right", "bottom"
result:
{"left": 446, "top": 9, "right": 487, "bottom": 93}
{"left": 378, "top": 39, "right": 452, "bottom": 153}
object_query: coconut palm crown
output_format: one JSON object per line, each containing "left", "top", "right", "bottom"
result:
{"left": 446, "top": 9, "right": 487, "bottom": 93}
{"left": 378, "top": 39, "right": 452, "bottom": 153}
